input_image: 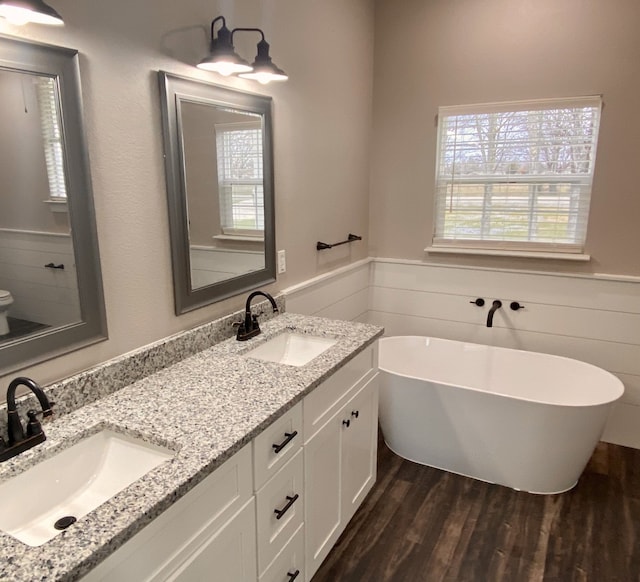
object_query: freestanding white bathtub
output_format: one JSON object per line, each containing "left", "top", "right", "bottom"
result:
{"left": 378, "top": 336, "right": 624, "bottom": 494}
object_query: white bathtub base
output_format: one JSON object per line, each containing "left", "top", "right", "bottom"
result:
{"left": 382, "top": 439, "right": 579, "bottom": 495}
{"left": 378, "top": 336, "right": 624, "bottom": 496}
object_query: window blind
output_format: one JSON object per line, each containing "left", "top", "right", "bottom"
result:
{"left": 215, "top": 121, "right": 264, "bottom": 235}
{"left": 34, "top": 76, "right": 67, "bottom": 199}
{"left": 433, "top": 96, "right": 602, "bottom": 252}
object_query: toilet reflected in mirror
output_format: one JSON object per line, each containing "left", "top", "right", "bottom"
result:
{"left": 0, "top": 289, "right": 13, "bottom": 336}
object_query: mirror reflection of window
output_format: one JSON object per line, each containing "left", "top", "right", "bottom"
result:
{"left": 34, "top": 77, "right": 67, "bottom": 201}
{"left": 215, "top": 121, "right": 264, "bottom": 240}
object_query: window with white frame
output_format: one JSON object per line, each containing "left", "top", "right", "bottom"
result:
{"left": 215, "top": 120, "right": 264, "bottom": 238}
{"left": 433, "top": 97, "right": 602, "bottom": 253}
{"left": 34, "top": 76, "right": 67, "bottom": 200}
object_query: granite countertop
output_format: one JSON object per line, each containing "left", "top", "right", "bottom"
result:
{"left": 0, "top": 313, "right": 383, "bottom": 582}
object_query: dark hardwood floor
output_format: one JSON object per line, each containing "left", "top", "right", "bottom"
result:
{"left": 313, "top": 434, "right": 640, "bottom": 582}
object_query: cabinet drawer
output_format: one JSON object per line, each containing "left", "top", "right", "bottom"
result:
{"left": 253, "top": 402, "right": 302, "bottom": 491}
{"left": 256, "top": 448, "right": 304, "bottom": 576}
{"left": 259, "top": 524, "right": 305, "bottom": 582}
{"left": 82, "top": 444, "right": 253, "bottom": 582}
{"left": 303, "top": 343, "right": 377, "bottom": 442}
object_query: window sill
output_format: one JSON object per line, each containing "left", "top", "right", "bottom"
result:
{"left": 43, "top": 199, "right": 68, "bottom": 213}
{"left": 213, "top": 234, "right": 264, "bottom": 243}
{"left": 425, "top": 246, "right": 591, "bottom": 262}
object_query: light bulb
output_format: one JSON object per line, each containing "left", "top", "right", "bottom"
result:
{"left": 0, "top": 4, "right": 62, "bottom": 25}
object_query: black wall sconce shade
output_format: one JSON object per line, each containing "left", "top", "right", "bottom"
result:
{"left": 0, "top": 0, "right": 63, "bottom": 25}
{"left": 197, "top": 15, "right": 252, "bottom": 76}
{"left": 198, "top": 16, "right": 288, "bottom": 84}
{"left": 234, "top": 28, "right": 288, "bottom": 84}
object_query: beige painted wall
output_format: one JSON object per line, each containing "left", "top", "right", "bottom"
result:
{"left": 370, "top": 0, "right": 640, "bottom": 276}
{"left": 0, "top": 0, "right": 374, "bottom": 387}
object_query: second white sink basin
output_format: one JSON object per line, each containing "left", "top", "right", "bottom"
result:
{"left": 0, "top": 429, "right": 174, "bottom": 547}
{"left": 245, "top": 332, "right": 337, "bottom": 366}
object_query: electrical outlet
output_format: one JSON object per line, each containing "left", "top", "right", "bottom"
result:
{"left": 277, "top": 249, "right": 286, "bottom": 274}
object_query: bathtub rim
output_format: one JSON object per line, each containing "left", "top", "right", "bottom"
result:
{"left": 378, "top": 335, "right": 625, "bottom": 408}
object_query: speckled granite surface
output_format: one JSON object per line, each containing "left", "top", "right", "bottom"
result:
{"left": 0, "top": 313, "right": 383, "bottom": 582}
{"left": 0, "top": 295, "right": 285, "bottom": 436}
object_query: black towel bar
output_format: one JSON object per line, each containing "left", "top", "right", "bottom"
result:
{"left": 316, "top": 233, "right": 362, "bottom": 251}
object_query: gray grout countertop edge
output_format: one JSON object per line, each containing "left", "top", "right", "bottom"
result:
{"left": 0, "top": 313, "right": 383, "bottom": 582}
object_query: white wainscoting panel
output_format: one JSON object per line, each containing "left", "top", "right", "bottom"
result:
{"left": 280, "top": 258, "right": 640, "bottom": 448}
{"left": 283, "top": 259, "right": 371, "bottom": 322}
{"left": 368, "top": 259, "right": 640, "bottom": 449}
{"left": 0, "top": 229, "right": 80, "bottom": 327}
{"left": 189, "top": 247, "right": 264, "bottom": 289}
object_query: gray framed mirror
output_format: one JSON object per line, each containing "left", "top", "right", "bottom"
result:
{"left": 158, "top": 72, "right": 276, "bottom": 314}
{"left": 0, "top": 35, "right": 106, "bottom": 375}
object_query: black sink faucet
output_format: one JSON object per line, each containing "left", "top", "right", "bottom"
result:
{"left": 486, "top": 300, "right": 502, "bottom": 328}
{"left": 0, "top": 377, "right": 54, "bottom": 462}
{"left": 236, "top": 291, "right": 279, "bottom": 341}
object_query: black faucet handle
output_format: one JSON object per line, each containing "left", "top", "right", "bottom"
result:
{"left": 26, "top": 410, "right": 43, "bottom": 437}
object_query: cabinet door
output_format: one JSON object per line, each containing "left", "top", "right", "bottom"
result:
{"left": 304, "top": 414, "right": 343, "bottom": 580}
{"left": 341, "top": 373, "right": 379, "bottom": 524}
{"left": 166, "top": 498, "right": 257, "bottom": 582}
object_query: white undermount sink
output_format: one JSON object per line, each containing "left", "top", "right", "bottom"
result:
{"left": 245, "top": 332, "right": 337, "bottom": 367}
{"left": 0, "top": 429, "right": 174, "bottom": 547}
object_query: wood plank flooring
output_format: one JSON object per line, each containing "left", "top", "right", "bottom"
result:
{"left": 313, "top": 436, "right": 640, "bottom": 582}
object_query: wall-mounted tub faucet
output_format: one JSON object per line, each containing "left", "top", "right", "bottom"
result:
{"left": 236, "top": 291, "right": 279, "bottom": 341}
{"left": 0, "top": 377, "right": 54, "bottom": 462}
{"left": 486, "top": 300, "right": 502, "bottom": 328}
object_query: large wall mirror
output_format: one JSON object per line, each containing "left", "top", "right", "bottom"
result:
{"left": 158, "top": 72, "right": 275, "bottom": 314}
{"left": 0, "top": 35, "right": 106, "bottom": 375}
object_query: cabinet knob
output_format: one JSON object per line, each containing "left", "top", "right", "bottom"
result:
{"left": 342, "top": 419, "right": 351, "bottom": 428}
{"left": 470, "top": 298, "right": 485, "bottom": 306}
{"left": 287, "top": 570, "right": 300, "bottom": 581}
{"left": 351, "top": 410, "right": 359, "bottom": 419}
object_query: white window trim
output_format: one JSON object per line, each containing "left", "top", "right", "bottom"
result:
{"left": 215, "top": 120, "right": 264, "bottom": 238}
{"left": 432, "top": 96, "right": 602, "bottom": 256}
{"left": 425, "top": 245, "right": 591, "bottom": 261}
{"left": 34, "top": 76, "right": 68, "bottom": 203}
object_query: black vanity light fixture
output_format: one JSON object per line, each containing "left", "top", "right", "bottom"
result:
{"left": 197, "top": 16, "right": 288, "bottom": 84}
{"left": 0, "top": 0, "right": 63, "bottom": 25}
{"left": 235, "top": 28, "right": 288, "bottom": 84}
{"left": 197, "top": 16, "right": 252, "bottom": 76}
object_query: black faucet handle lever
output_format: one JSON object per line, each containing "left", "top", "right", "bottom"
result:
{"left": 28, "top": 403, "right": 56, "bottom": 419}
{"left": 26, "top": 410, "right": 43, "bottom": 437}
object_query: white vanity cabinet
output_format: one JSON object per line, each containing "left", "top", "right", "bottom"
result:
{"left": 303, "top": 345, "right": 379, "bottom": 580}
{"left": 82, "top": 443, "right": 257, "bottom": 582}
{"left": 80, "top": 343, "right": 378, "bottom": 582}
